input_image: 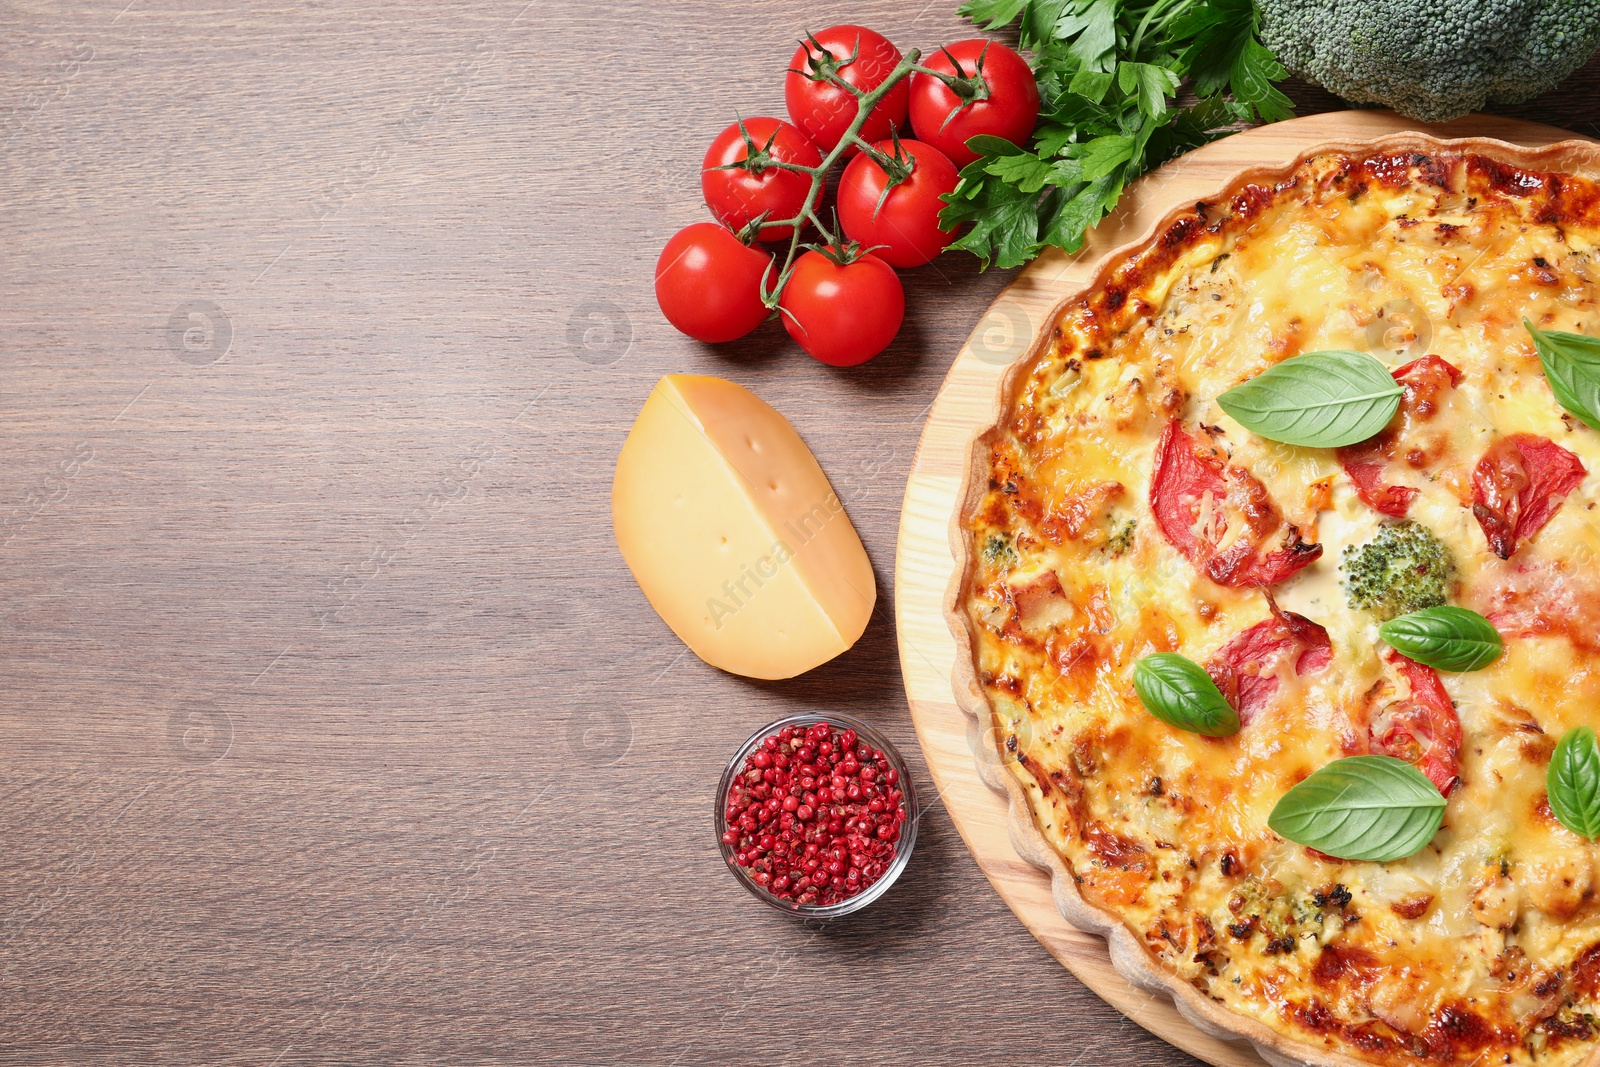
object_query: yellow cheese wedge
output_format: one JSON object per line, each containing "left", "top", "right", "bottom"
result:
{"left": 612, "top": 375, "right": 876, "bottom": 680}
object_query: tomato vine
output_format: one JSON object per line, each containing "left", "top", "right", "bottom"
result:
{"left": 710, "top": 47, "right": 956, "bottom": 307}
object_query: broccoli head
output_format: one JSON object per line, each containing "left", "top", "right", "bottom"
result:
{"left": 1341, "top": 521, "right": 1458, "bottom": 620}
{"left": 1257, "top": 0, "right": 1600, "bottom": 122}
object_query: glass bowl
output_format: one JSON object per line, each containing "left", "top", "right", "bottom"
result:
{"left": 714, "top": 712, "right": 918, "bottom": 920}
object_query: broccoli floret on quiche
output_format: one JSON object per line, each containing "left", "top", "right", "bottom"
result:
{"left": 1341, "top": 521, "right": 1458, "bottom": 620}
{"left": 982, "top": 532, "right": 1019, "bottom": 570}
{"left": 1258, "top": 0, "right": 1600, "bottom": 122}
{"left": 1104, "top": 516, "right": 1137, "bottom": 558}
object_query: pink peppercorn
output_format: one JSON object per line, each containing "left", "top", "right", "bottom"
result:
{"left": 722, "top": 720, "right": 910, "bottom": 908}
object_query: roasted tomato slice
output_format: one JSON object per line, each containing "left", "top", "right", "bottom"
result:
{"left": 1149, "top": 420, "right": 1225, "bottom": 562}
{"left": 1369, "top": 651, "right": 1461, "bottom": 795}
{"left": 1471, "top": 433, "right": 1586, "bottom": 559}
{"left": 1336, "top": 355, "right": 1462, "bottom": 518}
{"left": 1474, "top": 557, "right": 1600, "bottom": 654}
{"left": 1339, "top": 455, "right": 1418, "bottom": 519}
{"left": 1150, "top": 421, "right": 1322, "bottom": 587}
{"left": 1205, "top": 608, "right": 1332, "bottom": 724}
{"left": 1393, "top": 355, "right": 1462, "bottom": 415}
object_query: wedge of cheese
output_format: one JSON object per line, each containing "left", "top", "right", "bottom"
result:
{"left": 612, "top": 375, "right": 876, "bottom": 680}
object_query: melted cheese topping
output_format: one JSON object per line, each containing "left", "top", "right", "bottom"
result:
{"left": 964, "top": 151, "right": 1600, "bottom": 1066}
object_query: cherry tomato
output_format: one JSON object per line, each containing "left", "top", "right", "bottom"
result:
{"left": 909, "top": 39, "right": 1039, "bottom": 168}
{"left": 778, "top": 248, "right": 903, "bottom": 366}
{"left": 838, "top": 138, "right": 959, "bottom": 268}
{"left": 654, "top": 223, "right": 775, "bottom": 343}
{"left": 785, "top": 25, "right": 910, "bottom": 156}
{"left": 702, "top": 117, "right": 822, "bottom": 242}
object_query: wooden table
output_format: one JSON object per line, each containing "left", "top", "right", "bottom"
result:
{"left": 2, "top": 4, "right": 1595, "bottom": 1064}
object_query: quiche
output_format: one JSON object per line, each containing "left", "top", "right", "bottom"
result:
{"left": 950, "top": 135, "right": 1600, "bottom": 1067}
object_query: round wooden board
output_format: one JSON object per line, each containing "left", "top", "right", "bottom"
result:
{"left": 893, "top": 110, "right": 1592, "bottom": 1066}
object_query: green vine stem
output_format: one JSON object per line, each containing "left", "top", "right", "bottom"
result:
{"left": 739, "top": 46, "right": 958, "bottom": 308}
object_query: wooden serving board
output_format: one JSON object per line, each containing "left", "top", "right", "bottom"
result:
{"left": 893, "top": 110, "right": 1590, "bottom": 1066}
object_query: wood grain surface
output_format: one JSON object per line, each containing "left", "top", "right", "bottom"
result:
{"left": 0, "top": 3, "right": 1595, "bottom": 1065}
{"left": 895, "top": 112, "right": 1595, "bottom": 1067}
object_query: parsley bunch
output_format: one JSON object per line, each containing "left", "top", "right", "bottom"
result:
{"left": 942, "top": 0, "right": 1294, "bottom": 268}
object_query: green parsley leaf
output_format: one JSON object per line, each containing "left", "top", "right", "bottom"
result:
{"left": 1039, "top": 175, "right": 1121, "bottom": 253}
{"left": 1230, "top": 36, "right": 1293, "bottom": 123}
{"left": 944, "top": 163, "right": 1045, "bottom": 269}
{"left": 1078, "top": 133, "right": 1137, "bottom": 181}
{"left": 1116, "top": 61, "right": 1181, "bottom": 119}
{"left": 944, "top": 0, "right": 1294, "bottom": 268}
{"left": 1059, "top": 0, "right": 1118, "bottom": 72}
{"left": 957, "top": 0, "right": 1031, "bottom": 30}
{"left": 983, "top": 149, "right": 1058, "bottom": 193}
{"left": 1068, "top": 68, "right": 1116, "bottom": 103}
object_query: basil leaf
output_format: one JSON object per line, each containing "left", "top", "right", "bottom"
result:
{"left": 1217, "top": 350, "right": 1403, "bottom": 448}
{"left": 1378, "top": 606, "right": 1503, "bottom": 672}
{"left": 1526, "top": 319, "right": 1600, "bottom": 431}
{"left": 1548, "top": 727, "right": 1600, "bottom": 841}
{"left": 1133, "top": 653, "right": 1239, "bottom": 737}
{"left": 1267, "top": 756, "right": 1446, "bottom": 862}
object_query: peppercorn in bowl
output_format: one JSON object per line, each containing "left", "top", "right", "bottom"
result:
{"left": 715, "top": 713, "right": 917, "bottom": 918}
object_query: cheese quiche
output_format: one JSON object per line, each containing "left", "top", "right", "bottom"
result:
{"left": 952, "top": 136, "right": 1600, "bottom": 1067}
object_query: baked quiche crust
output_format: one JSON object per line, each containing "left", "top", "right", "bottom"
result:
{"left": 947, "top": 133, "right": 1600, "bottom": 1067}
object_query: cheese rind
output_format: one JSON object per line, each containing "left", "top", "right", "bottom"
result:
{"left": 612, "top": 375, "right": 875, "bottom": 680}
